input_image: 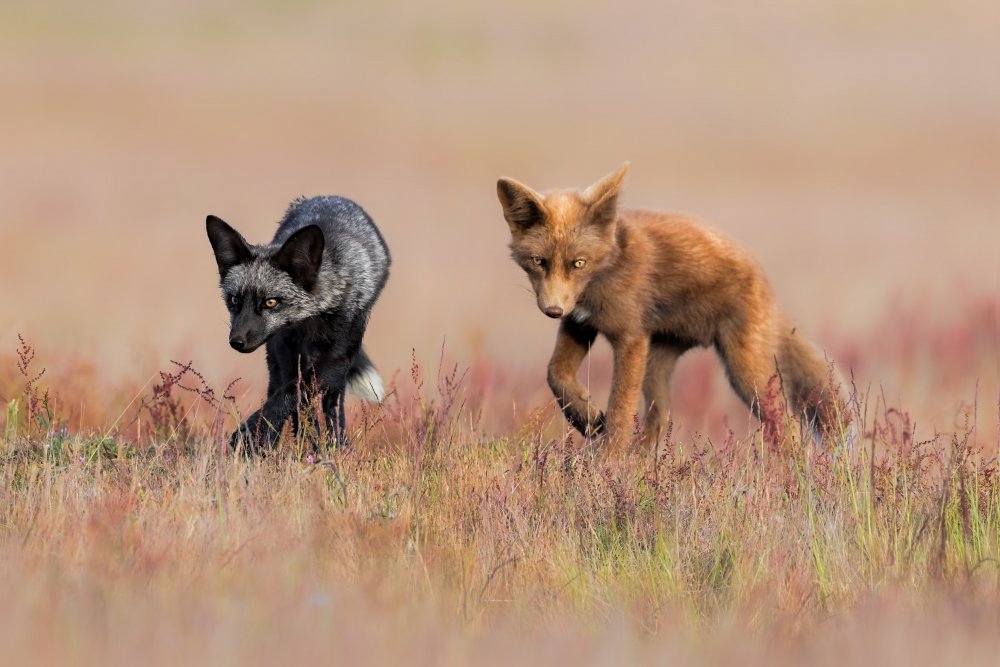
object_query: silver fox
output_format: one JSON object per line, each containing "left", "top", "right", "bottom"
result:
{"left": 206, "top": 195, "right": 390, "bottom": 452}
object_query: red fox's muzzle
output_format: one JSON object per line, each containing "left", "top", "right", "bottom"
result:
{"left": 534, "top": 278, "right": 578, "bottom": 319}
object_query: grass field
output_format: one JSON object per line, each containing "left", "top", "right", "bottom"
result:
{"left": 2, "top": 0, "right": 998, "bottom": 664}
{"left": 0, "top": 309, "right": 997, "bottom": 665}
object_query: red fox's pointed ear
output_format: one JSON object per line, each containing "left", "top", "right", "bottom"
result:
{"left": 497, "top": 177, "right": 546, "bottom": 234}
{"left": 583, "top": 162, "right": 630, "bottom": 204}
{"left": 583, "top": 162, "right": 629, "bottom": 226}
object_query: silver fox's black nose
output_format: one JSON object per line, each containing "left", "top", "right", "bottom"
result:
{"left": 543, "top": 306, "right": 564, "bottom": 319}
{"left": 229, "top": 337, "right": 246, "bottom": 351}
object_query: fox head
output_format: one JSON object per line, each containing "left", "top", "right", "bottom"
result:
{"left": 206, "top": 216, "right": 326, "bottom": 353}
{"left": 497, "top": 162, "right": 629, "bottom": 319}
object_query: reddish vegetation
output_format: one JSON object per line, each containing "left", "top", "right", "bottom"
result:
{"left": 0, "top": 293, "right": 996, "bottom": 664}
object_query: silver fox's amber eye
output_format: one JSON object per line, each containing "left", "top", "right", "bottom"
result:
{"left": 228, "top": 295, "right": 239, "bottom": 306}
{"left": 573, "top": 259, "right": 587, "bottom": 269}
{"left": 531, "top": 256, "right": 543, "bottom": 266}
{"left": 263, "top": 298, "right": 278, "bottom": 309}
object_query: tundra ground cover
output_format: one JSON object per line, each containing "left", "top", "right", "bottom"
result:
{"left": 0, "top": 299, "right": 996, "bottom": 666}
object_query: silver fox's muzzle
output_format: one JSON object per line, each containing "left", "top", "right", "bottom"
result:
{"left": 229, "top": 332, "right": 265, "bottom": 353}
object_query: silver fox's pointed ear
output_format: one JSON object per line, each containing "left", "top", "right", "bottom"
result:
{"left": 273, "top": 225, "right": 325, "bottom": 292}
{"left": 582, "top": 162, "right": 629, "bottom": 226}
{"left": 206, "top": 215, "right": 252, "bottom": 279}
{"left": 497, "top": 177, "right": 546, "bottom": 234}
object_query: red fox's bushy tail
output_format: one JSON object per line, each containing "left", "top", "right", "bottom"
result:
{"left": 778, "top": 328, "right": 850, "bottom": 440}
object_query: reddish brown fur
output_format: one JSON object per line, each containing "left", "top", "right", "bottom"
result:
{"left": 497, "top": 163, "right": 846, "bottom": 454}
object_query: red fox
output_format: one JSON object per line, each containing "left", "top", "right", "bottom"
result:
{"left": 497, "top": 163, "right": 845, "bottom": 453}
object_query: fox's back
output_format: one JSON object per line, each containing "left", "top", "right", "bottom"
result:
{"left": 617, "top": 209, "right": 768, "bottom": 294}
{"left": 276, "top": 196, "right": 390, "bottom": 273}
{"left": 575, "top": 208, "right": 775, "bottom": 345}
{"left": 621, "top": 208, "right": 758, "bottom": 268}
{"left": 274, "top": 196, "right": 391, "bottom": 313}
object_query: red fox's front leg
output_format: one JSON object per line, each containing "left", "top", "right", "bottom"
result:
{"left": 548, "top": 318, "right": 603, "bottom": 437}
{"left": 604, "top": 334, "right": 650, "bottom": 454}
{"left": 640, "top": 342, "right": 683, "bottom": 451}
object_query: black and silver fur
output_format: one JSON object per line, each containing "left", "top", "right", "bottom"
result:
{"left": 206, "top": 196, "right": 390, "bottom": 452}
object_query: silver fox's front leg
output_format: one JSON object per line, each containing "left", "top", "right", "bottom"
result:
{"left": 230, "top": 409, "right": 278, "bottom": 454}
{"left": 230, "top": 384, "right": 302, "bottom": 454}
{"left": 229, "top": 345, "right": 291, "bottom": 453}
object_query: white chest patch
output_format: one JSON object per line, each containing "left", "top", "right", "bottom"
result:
{"left": 571, "top": 306, "right": 592, "bottom": 323}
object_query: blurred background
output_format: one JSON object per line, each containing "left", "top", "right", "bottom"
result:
{"left": 1, "top": 0, "right": 997, "bottom": 433}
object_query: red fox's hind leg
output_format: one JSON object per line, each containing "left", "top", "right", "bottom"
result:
{"left": 716, "top": 326, "right": 782, "bottom": 433}
{"left": 778, "top": 328, "right": 850, "bottom": 442}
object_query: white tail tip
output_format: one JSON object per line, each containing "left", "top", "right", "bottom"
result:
{"left": 348, "top": 366, "right": 384, "bottom": 403}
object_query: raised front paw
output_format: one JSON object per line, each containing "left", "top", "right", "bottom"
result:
{"left": 564, "top": 407, "right": 606, "bottom": 439}
{"left": 583, "top": 411, "right": 606, "bottom": 438}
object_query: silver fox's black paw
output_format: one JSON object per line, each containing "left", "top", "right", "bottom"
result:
{"left": 229, "top": 418, "right": 279, "bottom": 455}
{"left": 318, "top": 423, "right": 350, "bottom": 453}
{"left": 229, "top": 424, "right": 257, "bottom": 455}
{"left": 331, "top": 432, "right": 351, "bottom": 451}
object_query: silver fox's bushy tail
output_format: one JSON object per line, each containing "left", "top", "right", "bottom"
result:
{"left": 347, "top": 348, "right": 385, "bottom": 403}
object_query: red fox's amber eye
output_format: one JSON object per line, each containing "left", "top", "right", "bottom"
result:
{"left": 573, "top": 259, "right": 587, "bottom": 269}
{"left": 531, "top": 256, "right": 543, "bottom": 266}
{"left": 264, "top": 298, "right": 278, "bottom": 309}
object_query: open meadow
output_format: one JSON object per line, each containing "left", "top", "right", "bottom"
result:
{"left": 1, "top": 1, "right": 998, "bottom": 664}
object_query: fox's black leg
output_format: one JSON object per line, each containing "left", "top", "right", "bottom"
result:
{"left": 229, "top": 383, "right": 304, "bottom": 454}
{"left": 317, "top": 318, "right": 368, "bottom": 449}
{"left": 338, "top": 391, "right": 347, "bottom": 442}
{"left": 229, "top": 339, "right": 302, "bottom": 455}
{"left": 318, "top": 349, "right": 356, "bottom": 450}
{"left": 321, "top": 388, "right": 349, "bottom": 449}
{"left": 547, "top": 317, "right": 604, "bottom": 437}
{"left": 231, "top": 408, "right": 282, "bottom": 455}
{"left": 319, "top": 390, "right": 341, "bottom": 447}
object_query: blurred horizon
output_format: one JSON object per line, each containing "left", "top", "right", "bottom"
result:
{"left": 2, "top": 0, "right": 997, "bottom": 428}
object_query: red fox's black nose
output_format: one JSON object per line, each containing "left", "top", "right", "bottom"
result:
{"left": 229, "top": 337, "right": 246, "bottom": 351}
{"left": 543, "top": 306, "right": 564, "bottom": 319}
